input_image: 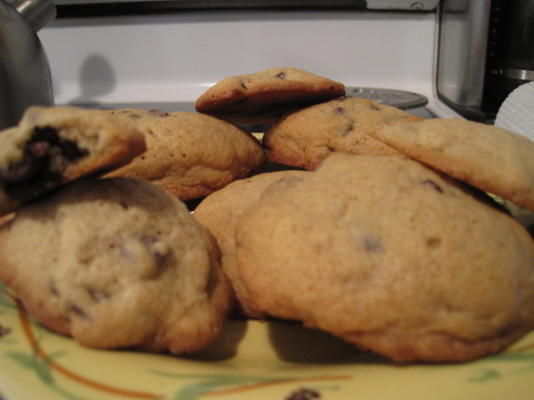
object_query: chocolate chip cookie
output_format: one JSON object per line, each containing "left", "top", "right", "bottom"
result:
{"left": 236, "top": 153, "right": 534, "bottom": 362}
{"left": 0, "top": 177, "right": 233, "bottom": 354}
{"left": 106, "top": 109, "right": 265, "bottom": 201}
{"left": 370, "top": 118, "right": 534, "bottom": 212}
{"left": 194, "top": 170, "right": 311, "bottom": 317}
{"left": 0, "top": 106, "right": 146, "bottom": 216}
{"left": 262, "top": 96, "right": 422, "bottom": 170}
{"left": 195, "top": 67, "right": 346, "bottom": 125}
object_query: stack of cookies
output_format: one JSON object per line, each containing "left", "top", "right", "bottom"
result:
{"left": 193, "top": 67, "right": 534, "bottom": 363}
{"left": 0, "top": 105, "right": 249, "bottom": 354}
{"left": 0, "top": 66, "right": 532, "bottom": 364}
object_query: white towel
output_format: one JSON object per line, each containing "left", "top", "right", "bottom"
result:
{"left": 495, "top": 81, "right": 534, "bottom": 142}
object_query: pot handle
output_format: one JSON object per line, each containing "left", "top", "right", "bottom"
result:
{"left": 12, "top": 0, "right": 56, "bottom": 32}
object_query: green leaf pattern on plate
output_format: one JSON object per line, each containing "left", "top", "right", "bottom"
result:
{"left": 151, "top": 372, "right": 296, "bottom": 400}
{"left": 2, "top": 281, "right": 534, "bottom": 399}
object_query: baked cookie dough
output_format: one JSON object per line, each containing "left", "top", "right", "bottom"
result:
{"left": 194, "top": 170, "right": 311, "bottom": 317}
{"left": 106, "top": 109, "right": 265, "bottom": 201}
{"left": 195, "top": 67, "right": 346, "bottom": 125}
{"left": 0, "top": 177, "right": 233, "bottom": 354}
{"left": 262, "top": 96, "right": 422, "bottom": 170}
{"left": 370, "top": 118, "right": 534, "bottom": 212}
{"left": 236, "top": 153, "right": 534, "bottom": 363}
{"left": 0, "top": 106, "right": 146, "bottom": 216}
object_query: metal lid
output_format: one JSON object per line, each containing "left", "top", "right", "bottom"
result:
{"left": 345, "top": 87, "right": 428, "bottom": 110}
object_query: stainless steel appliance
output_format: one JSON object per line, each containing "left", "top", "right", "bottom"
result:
{"left": 0, "top": 0, "right": 56, "bottom": 130}
{"left": 436, "top": 0, "right": 534, "bottom": 121}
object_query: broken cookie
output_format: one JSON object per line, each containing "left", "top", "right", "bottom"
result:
{"left": 0, "top": 106, "right": 146, "bottom": 216}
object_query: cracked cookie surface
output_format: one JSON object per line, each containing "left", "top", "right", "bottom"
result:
{"left": 0, "top": 106, "right": 146, "bottom": 216}
{"left": 0, "top": 177, "right": 233, "bottom": 354}
{"left": 236, "top": 153, "right": 534, "bottom": 362}
{"left": 106, "top": 108, "right": 265, "bottom": 200}
{"left": 195, "top": 67, "right": 345, "bottom": 125}
{"left": 263, "top": 96, "right": 422, "bottom": 170}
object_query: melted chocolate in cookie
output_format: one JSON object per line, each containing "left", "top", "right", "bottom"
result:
{"left": 0, "top": 127, "right": 88, "bottom": 201}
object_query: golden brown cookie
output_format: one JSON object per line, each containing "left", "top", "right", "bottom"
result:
{"left": 262, "top": 96, "right": 422, "bottom": 170}
{"left": 0, "top": 177, "right": 233, "bottom": 354}
{"left": 194, "top": 170, "right": 311, "bottom": 317}
{"left": 105, "top": 108, "right": 265, "bottom": 201}
{"left": 0, "top": 106, "right": 146, "bottom": 216}
{"left": 195, "top": 67, "right": 346, "bottom": 125}
{"left": 236, "top": 153, "right": 534, "bottom": 363}
{"left": 369, "top": 118, "right": 534, "bottom": 212}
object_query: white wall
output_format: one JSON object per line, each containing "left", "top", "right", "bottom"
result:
{"left": 39, "top": 10, "right": 438, "bottom": 109}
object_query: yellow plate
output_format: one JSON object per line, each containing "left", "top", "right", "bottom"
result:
{"left": 1, "top": 282, "right": 533, "bottom": 400}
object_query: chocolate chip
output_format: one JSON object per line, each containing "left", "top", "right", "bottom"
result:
{"left": 28, "top": 141, "right": 50, "bottom": 158}
{"left": 362, "top": 236, "right": 385, "bottom": 253}
{"left": 127, "top": 113, "right": 142, "bottom": 119}
{"left": 148, "top": 109, "right": 169, "bottom": 117}
{"left": 285, "top": 387, "right": 321, "bottom": 400}
{"left": 0, "top": 127, "right": 88, "bottom": 187}
{"left": 275, "top": 71, "right": 286, "bottom": 79}
{"left": 67, "top": 303, "right": 88, "bottom": 318}
{"left": 426, "top": 237, "right": 442, "bottom": 248}
{"left": 140, "top": 235, "right": 169, "bottom": 272}
{"left": 0, "top": 324, "right": 11, "bottom": 338}
{"left": 49, "top": 281, "right": 60, "bottom": 296}
{"left": 333, "top": 107, "right": 345, "bottom": 114}
{"left": 86, "top": 288, "right": 110, "bottom": 302}
{"left": 323, "top": 144, "right": 335, "bottom": 153}
{"left": 60, "top": 139, "right": 87, "bottom": 161}
{"left": 29, "top": 126, "right": 86, "bottom": 162}
{"left": 336, "top": 117, "right": 355, "bottom": 136}
{"left": 239, "top": 80, "right": 248, "bottom": 89}
{"left": 0, "top": 162, "right": 35, "bottom": 183}
{"left": 421, "top": 179, "right": 443, "bottom": 193}
{"left": 340, "top": 123, "right": 354, "bottom": 136}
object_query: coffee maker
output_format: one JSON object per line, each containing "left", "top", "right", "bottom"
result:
{"left": 436, "top": 0, "right": 534, "bottom": 121}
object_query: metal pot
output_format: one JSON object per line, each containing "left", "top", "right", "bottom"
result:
{"left": 0, "top": 0, "right": 56, "bottom": 130}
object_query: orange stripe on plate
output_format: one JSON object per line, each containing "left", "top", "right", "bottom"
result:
{"left": 15, "top": 298, "right": 164, "bottom": 400}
